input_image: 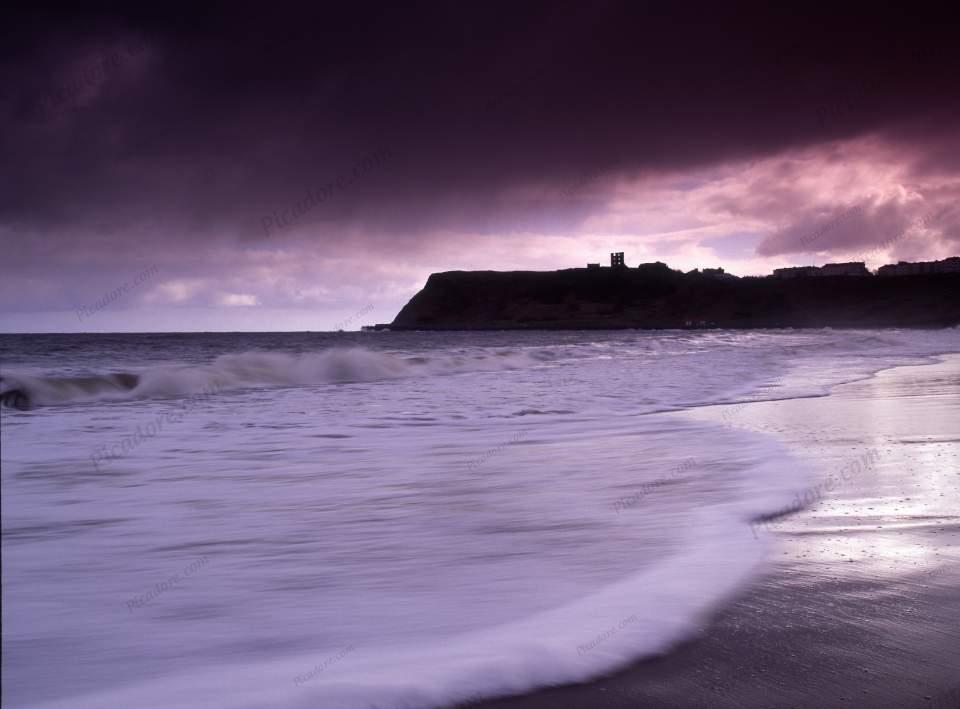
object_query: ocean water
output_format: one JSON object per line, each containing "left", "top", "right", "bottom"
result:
{"left": 1, "top": 328, "right": 958, "bottom": 709}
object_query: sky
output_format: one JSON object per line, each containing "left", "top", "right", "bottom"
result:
{"left": 2, "top": 2, "right": 959, "bottom": 332}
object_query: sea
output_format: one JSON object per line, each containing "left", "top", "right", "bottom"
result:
{"left": 1, "top": 328, "right": 958, "bottom": 709}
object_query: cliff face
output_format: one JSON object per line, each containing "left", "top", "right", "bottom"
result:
{"left": 390, "top": 268, "right": 960, "bottom": 330}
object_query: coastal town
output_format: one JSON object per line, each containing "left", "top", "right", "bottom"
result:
{"left": 585, "top": 252, "right": 960, "bottom": 278}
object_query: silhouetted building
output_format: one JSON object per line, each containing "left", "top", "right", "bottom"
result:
{"left": 774, "top": 262, "right": 869, "bottom": 278}
{"left": 773, "top": 266, "right": 820, "bottom": 279}
{"left": 819, "top": 261, "right": 869, "bottom": 277}
{"left": 703, "top": 267, "right": 725, "bottom": 277}
{"left": 611, "top": 252, "right": 626, "bottom": 268}
{"left": 878, "top": 257, "right": 960, "bottom": 276}
{"left": 937, "top": 256, "right": 960, "bottom": 272}
{"left": 586, "top": 263, "right": 600, "bottom": 269}
{"left": 637, "top": 261, "right": 672, "bottom": 274}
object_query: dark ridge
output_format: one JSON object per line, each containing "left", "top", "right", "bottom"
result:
{"left": 389, "top": 262, "right": 960, "bottom": 330}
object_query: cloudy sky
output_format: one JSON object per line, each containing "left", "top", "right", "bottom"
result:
{"left": 2, "top": 2, "right": 958, "bottom": 332}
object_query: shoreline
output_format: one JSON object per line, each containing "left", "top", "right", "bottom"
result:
{"left": 383, "top": 324, "right": 960, "bottom": 332}
{"left": 463, "top": 354, "right": 960, "bottom": 709}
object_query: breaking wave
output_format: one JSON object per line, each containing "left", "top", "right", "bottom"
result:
{"left": 0, "top": 347, "right": 546, "bottom": 409}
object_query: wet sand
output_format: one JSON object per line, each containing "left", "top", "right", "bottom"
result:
{"left": 467, "top": 354, "right": 960, "bottom": 709}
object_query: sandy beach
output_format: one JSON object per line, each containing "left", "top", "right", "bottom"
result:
{"left": 466, "top": 354, "right": 960, "bottom": 709}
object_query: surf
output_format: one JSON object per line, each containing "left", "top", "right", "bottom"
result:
{"left": 0, "top": 373, "right": 140, "bottom": 409}
{"left": 0, "top": 347, "right": 547, "bottom": 408}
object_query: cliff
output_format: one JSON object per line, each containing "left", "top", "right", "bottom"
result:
{"left": 390, "top": 266, "right": 960, "bottom": 330}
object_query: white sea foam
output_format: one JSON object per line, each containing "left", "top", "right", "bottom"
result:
{"left": 21, "top": 432, "right": 806, "bottom": 709}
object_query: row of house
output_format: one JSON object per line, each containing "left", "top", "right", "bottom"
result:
{"left": 877, "top": 257, "right": 960, "bottom": 276}
{"left": 587, "top": 253, "right": 960, "bottom": 278}
{"left": 774, "top": 257, "right": 960, "bottom": 278}
{"left": 772, "top": 261, "right": 871, "bottom": 278}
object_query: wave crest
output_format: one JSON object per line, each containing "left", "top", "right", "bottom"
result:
{"left": 0, "top": 347, "right": 541, "bottom": 408}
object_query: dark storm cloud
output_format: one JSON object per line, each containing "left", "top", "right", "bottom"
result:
{"left": 3, "top": 2, "right": 958, "bottom": 239}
